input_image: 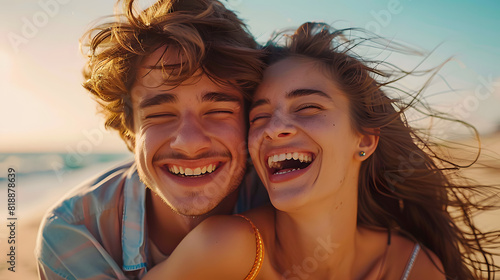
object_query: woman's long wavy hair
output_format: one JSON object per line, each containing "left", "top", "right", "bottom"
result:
{"left": 81, "top": 0, "right": 264, "bottom": 151}
{"left": 264, "top": 22, "right": 500, "bottom": 279}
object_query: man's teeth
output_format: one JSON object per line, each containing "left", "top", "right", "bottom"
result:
{"left": 267, "top": 152, "right": 313, "bottom": 168}
{"left": 168, "top": 164, "right": 217, "bottom": 176}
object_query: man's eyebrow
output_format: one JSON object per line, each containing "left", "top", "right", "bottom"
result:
{"left": 286, "top": 88, "right": 332, "bottom": 100}
{"left": 201, "top": 92, "right": 241, "bottom": 102}
{"left": 139, "top": 93, "right": 177, "bottom": 109}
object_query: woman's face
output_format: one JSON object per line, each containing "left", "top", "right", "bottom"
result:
{"left": 248, "top": 57, "right": 365, "bottom": 211}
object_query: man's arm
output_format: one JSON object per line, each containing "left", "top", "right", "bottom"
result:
{"left": 36, "top": 212, "right": 131, "bottom": 280}
{"left": 35, "top": 161, "right": 147, "bottom": 279}
{"left": 143, "top": 215, "right": 261, "bottom": 280}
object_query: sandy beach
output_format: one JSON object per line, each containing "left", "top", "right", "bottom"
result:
{"left": 1, "top": 133, "right": 499, "bottom": 280}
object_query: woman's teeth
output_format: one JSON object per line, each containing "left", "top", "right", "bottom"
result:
{"left": 274, "top": 168, "right": 299, "bottom": 175}
{"left": 267, "top": 152, "right": 313, "bottom": 169}
{"left": 168, "top": 164, "right": 217, "bottom": 177}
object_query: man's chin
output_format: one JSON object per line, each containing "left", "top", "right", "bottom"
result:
{"left": 153, "top": 188, "right": 229, "bottom": 216}
{"left": 168, "top": 185, "right": 241, "bottom": 217}
{"left": 168, "top": 200, "right": 220, "bottom": 218}
{"left": 141, "top": 163, "right": 245, "bottom": 216}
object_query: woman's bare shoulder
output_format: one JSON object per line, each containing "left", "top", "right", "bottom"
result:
{"left": 387, "top": 233, "right": 445, "bottom": 280}
{"left": 406, "top": 244, "right": 445, "bottom": 280}
{"left": 194, "top": 214, "right": 261, "bottom": 254}
{"left": 145, "top": 215, "right": 260, "bottom": 280}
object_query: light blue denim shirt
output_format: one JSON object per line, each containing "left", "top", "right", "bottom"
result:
{"left": 36, "top": 161, "right": 268, "bottom": 279}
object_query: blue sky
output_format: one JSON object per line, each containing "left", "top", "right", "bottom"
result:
{"left": 1, "top": 0, "right": 499, "bottom": 152}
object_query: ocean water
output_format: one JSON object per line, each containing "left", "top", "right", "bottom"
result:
{"left": 0, "top": 153, "right": 133, "bottom": 216}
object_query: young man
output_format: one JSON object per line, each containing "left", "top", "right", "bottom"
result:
{"left": 35, "top": 0, "right": 267, "bottom": 278}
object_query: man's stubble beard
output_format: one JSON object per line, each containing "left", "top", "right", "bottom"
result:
{"left": 138, "top": 163, "right": 247, "bottom": 217}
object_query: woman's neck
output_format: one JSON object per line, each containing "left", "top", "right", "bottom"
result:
{"left": 271, "top": 189, "right": 360, "bottom": 279}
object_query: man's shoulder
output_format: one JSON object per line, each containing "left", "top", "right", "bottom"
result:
{"left": 44, "top": 160, "right": 140, "bottom": 224}
{"left": 36, "top": 160, "right": 143, "bottom": 280}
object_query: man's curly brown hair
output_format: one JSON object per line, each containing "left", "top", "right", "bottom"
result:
{"left": 81, "top": 0, "right": 264, "bottom": 151}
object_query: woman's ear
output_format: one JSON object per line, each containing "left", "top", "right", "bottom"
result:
{"left": 356, "top": 129, "right": 379, "bottom": 161}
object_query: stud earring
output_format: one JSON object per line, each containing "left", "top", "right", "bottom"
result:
{"left": 359, "top": 151, "right": 366, "bottom": 157}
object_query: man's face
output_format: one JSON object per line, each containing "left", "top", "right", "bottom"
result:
{"left": 130, "top": 47, "right": 248, "bottom": 216}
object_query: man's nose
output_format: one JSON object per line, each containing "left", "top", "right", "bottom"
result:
{"left": 170, "top": 112, "right": 211, "bottom": 155}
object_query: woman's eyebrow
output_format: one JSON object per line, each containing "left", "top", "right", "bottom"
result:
{"left": 249, "top": 98, "right": 270, "bottom": 111}
{"left": 250, "top": 88, "right": 333, "bottom": 111}
{"left": 286, "top": 88, "right": 332, "bottom": 100}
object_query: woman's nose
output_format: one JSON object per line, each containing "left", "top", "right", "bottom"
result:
{"left": 264, "top": 112, "right": 297, "bottom": 140}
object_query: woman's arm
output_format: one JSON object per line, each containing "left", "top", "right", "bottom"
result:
{"left": 143, "top": 215, "right": 261, "bottom": 280}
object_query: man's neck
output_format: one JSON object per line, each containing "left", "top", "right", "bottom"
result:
{"left": 146, "top": 188, "right": 239, "bottom": 255}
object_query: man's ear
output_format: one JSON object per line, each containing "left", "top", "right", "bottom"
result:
{"left": 356, "top": 129, "right": 379, "bottom": 160}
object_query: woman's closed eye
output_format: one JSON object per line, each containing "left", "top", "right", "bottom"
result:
{"left": 295, "top": 104, "right": 324, "bottom": 114}
{"left": 249, "top": 113, "right": 271, "bottom": 124}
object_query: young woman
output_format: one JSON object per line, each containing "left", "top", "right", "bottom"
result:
{"left": 144, "top": 22, "right": 499, "bottom": 279}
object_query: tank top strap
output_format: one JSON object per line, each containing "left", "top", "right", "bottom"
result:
{"left": 400, "top": 243, "right": 421, "bottom": 280}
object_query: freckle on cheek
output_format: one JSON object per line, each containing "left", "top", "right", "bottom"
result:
{"left": 335, "top": 201, "right": 343, "bottom": 210}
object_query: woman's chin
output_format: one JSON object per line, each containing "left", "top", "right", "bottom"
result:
{"left": 267, "top": 186, "right": 310, "bottom": 212}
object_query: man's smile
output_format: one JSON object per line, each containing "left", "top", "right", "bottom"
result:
{"left": 164, "top": 162, "right": 220, "bottom": 177}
